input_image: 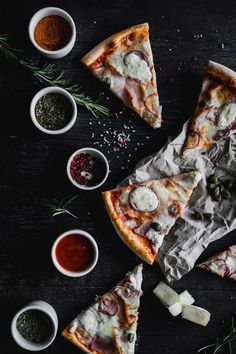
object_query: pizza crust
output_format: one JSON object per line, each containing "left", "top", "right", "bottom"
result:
{"left": 103, "top": 190, "right": 155, "bottom": 265}
{"left": 208, "top": 60, "right": 236, "bottom": 87}
{"left": 62, "top": 327, "right": 98, "bottom": 354}
{"left": 82, "top": 23, "right": 149, "bottom": 66}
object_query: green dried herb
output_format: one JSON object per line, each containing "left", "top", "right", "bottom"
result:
{"left": 35, "top": 93, "right": 72, "bottom": 130}
{"left": 16, "top": 310, "right": 53, "bottom": 343}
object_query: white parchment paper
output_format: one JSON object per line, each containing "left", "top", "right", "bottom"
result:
{"left": 118, "top": 122, "right": 236, "bottom": 283}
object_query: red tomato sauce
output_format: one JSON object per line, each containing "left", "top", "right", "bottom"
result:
{"left": 55, "top": 234, "right": 95, "bottom": 272}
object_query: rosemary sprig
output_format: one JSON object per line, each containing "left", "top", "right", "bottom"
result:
{"left": 198, "top": 317, "right": 236, "bottom": 354}
{"left": 0, "top": 34, "right": 109, "bottom": 118}
{"left": 46, "top": 195, "right": 78, "bottom": 219}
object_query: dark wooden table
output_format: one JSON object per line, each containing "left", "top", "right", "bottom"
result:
{"left": 1, "top": 0, "right": 236, "bottom": 353}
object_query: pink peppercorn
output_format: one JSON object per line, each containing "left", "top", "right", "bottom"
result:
{"left": 70, "top": 153, "right": 105, "bottom": 186}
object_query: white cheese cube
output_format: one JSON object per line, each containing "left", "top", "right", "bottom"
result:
{"left": 179, "top": 290, "right": 195, "bottom": 306}
{"left": 153, "top": 281, "right": 179, "bottom": 307}
{"left": 181, "top": 305, "right": 211, "bottom": 326}
{"left": 168, "top": 302, "right": 182, "bottom": 317}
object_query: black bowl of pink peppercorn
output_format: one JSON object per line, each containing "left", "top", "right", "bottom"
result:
{"left": 67, "top": 148, "right": 109, "bottom": 190}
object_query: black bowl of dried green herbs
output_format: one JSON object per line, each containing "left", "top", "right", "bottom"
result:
{"left": 30, "top": 86, "right": 77, "bottom": 134}
{"left": 11, "top": 300, "right": 58, "bottom": 350}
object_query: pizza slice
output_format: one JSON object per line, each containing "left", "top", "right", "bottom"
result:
{"left": 182, "top": 61, "right": 236, "bottom": 156}
{"left": 198, "top": 245, "right": 236, "bottom": 281}
{"left": 82, "top": 23, "right": 162, "bottom": 128}
{"left": 103, "top": 170, "right": 202, "bottom": 265}
{"left": 62, "top": 264, "right": 143, "bottom": 354}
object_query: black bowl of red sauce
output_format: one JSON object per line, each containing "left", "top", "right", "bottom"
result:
{"left": 67, "top": 147, "right": 109, "bottom": 190}
{"left": 51, "top": 230, "right": 99, "bottom": 277}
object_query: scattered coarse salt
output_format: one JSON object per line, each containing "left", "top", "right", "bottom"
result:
{"left": 117, "top": 132, "right": 130, "bottom": 148}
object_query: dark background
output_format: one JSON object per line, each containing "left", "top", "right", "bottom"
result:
{"left": 1, "top": 0, "right": 236, "bottom": 353}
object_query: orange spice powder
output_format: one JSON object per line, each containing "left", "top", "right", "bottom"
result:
{"left": 34, "top": 15, "right": 72, "bottom": 51}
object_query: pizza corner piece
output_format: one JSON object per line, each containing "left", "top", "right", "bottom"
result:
{"left": 81, "top": 23, "right": 162, "bottom": 129}
{"left": 62, "top": 264, "right": 143, "bottom": 354}
{"left": 182, "top": 60, "right": 236, "bottom": 157}
{"left": 198, "top": 244, "right": 236, "bottom": 281}
{"left": 103, "top": 169, "right": 203, "bottom": 265}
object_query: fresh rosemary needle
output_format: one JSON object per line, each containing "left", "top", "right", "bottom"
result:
{"left": 46, "top": 195, "right": 78, "bottom": 219}
{"left": 198, "top": 317, "right": 236, "bottom": 354}
{"left": 0, "top": 34, "right": 109, "bottom": 118}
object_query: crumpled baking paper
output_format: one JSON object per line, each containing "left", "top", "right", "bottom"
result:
{"left": 118, "top": 121, "right": 236, "bottom": 283}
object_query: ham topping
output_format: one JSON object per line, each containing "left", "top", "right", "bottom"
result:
{"left": 98, "top": 293, "right": 119, "bottom": 316}
{"left": 206, "top": 107, "right": 218, "bottom": 125}
{"left": 116, "top": 283, "right": 140, "bottom": 299}
{"left": 134, "top": 221, "right": 153, "bottom": 236}
{"left": 90, "top": 336, "right": 116, "bottom": 354}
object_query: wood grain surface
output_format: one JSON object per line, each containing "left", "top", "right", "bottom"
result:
{"left": 1, "top": 0, "right": 236, "bottom": 353}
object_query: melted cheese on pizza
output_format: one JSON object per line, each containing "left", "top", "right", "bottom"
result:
{"left": 109, "top": 52, "right": 151, "bottom": 84}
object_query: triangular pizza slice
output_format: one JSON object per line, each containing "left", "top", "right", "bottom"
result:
{"left": 82, "top": 23, "right": 162, "bottom": 128}
{"left": 103, "top": 170, "right": 202, "bottom": 265}
{"left": 62, "top": 264, "right": 143, "bottom": 354}
{"left": 182, "top": 61, "right": 236, "bottom": 156}
{"left": 198, "top": 245, "right": 236, "bottom": 281}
